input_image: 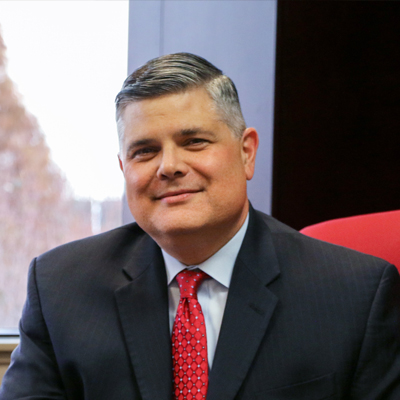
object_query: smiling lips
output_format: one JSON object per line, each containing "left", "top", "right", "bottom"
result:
{"left": 156, "top": 189, "right": 201, "bottom": 204}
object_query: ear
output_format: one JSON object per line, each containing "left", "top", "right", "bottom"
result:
{"left": 118, "top": 154, "right": 124, "bottom": 174}
{"left": 241, "top": 127, "right": 259, "bottom": 181}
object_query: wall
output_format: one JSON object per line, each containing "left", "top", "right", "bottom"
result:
{"left": 0, "top": 340, "right": 18, "bottom": 385}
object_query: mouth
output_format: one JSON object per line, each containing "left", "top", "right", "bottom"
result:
{"left": 155, "top": 189, "right": 202, "bottom": 203}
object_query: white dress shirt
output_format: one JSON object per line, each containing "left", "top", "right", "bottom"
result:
{"left": 162, "top": 214, "right": 249, "bottom": 368}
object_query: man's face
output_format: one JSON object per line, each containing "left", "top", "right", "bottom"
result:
{"left": 118, "top": 88, "right": 258, "bottom": 242}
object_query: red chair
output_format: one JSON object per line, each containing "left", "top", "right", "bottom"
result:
{"left": 300, "top": 210, "right": 400, "bottom": 272}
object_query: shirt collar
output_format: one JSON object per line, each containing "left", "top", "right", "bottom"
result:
{"left": 163, "top": 213, "right": 249, "bottom": 288}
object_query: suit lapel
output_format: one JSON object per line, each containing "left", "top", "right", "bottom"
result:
{"left": 207, "top": 207, "right": 281, "bottom": 400}
{"left": 114, "top": 234, "right": 172, "bottom": 400}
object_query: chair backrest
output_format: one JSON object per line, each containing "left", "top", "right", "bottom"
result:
{"left": 300, "top": 210, "right": 400, "bottom": 272}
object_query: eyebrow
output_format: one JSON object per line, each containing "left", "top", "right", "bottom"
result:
{"left": 177, "top": 127, "right": 216, "bottom": 138}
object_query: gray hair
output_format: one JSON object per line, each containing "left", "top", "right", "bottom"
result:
{"left": 115, "top": 53, "right": 246, "bottom": 141}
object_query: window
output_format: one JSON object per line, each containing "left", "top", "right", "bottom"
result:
{"left": 0, "top": 1, "right": 128, "bottom": 331}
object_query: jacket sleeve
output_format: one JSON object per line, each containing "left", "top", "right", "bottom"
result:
{"left": 350, "top": 263, "right": 400, "bottom": 399}
{"left": 0, "top": 258, "right": 66, "bottom": 399}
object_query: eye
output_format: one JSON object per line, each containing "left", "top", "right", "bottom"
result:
{"left": 131, "top": 146, "right": 158, "bottom": 160}
{"left": 184, "top": 138, "right": 209, "bottom": 147}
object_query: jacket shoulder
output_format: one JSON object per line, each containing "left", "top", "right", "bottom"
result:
{"left": 253, "top": 208, "right": 394, "bottom": 271}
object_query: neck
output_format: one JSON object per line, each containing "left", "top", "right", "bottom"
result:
{"left": 153, "top": 207, "right": 248, "bottom": 265}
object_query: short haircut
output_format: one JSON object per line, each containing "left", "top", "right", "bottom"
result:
{"left": 115, "top": 52, "right": 246, "bottom": 141}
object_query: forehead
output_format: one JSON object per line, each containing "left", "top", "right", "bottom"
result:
{"left": 121, "top": 88, "right": 220, "bottom": 134}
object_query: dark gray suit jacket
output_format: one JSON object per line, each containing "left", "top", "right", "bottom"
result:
{"left": 1, "top": 207, "right": 400, "bottom": 399}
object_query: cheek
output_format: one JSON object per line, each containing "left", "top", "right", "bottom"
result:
{"left": 196, "top": 159, "right": 246, "bottom": 200}
{"left": 124, "top": 165, "right": 153, "bottom": 196}
{"left": 206, "top": 148, "right": 245, "bottom": 181}
{"left": 198, "top": 146, "right": 239, "bottom": 171}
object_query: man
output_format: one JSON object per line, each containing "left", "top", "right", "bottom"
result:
{"left": 1, "top": 53, "right": 400, "bottom": 400}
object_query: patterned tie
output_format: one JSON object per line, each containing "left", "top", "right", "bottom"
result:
{"left": 172, "top": 269, "right": 209, "bottom": 400}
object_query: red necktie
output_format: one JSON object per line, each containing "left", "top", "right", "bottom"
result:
{"left": 172, "top": 269, "right": 209, "bottom": 400}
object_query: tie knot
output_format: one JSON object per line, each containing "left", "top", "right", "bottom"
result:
{"left": 176, "top": 269, "right": 208, "bottom": 299}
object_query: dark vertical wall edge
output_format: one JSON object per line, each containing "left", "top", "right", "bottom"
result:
{"left": 271, "top": 0, "right": 285, "bottom": 221}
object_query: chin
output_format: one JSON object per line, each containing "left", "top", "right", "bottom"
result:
{"left": 152, "top": 219, "right": 207, "bottom": 237}
{"left": 140, "top": 211, "right": 212, "bottom": 239}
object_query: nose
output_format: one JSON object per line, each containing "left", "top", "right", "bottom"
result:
{"left": 156, "top": 146, "right": 189, "bottom": 180}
